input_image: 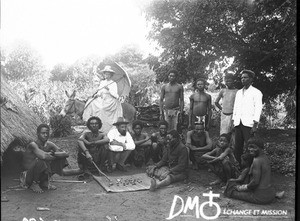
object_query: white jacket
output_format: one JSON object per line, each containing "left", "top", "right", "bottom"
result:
{"left": 233, "top": 85, "right": 263, "bottom": 127}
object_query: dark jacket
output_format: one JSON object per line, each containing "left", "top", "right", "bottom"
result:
{"left": 156, "top": 141, "right": 188, "bottom": 175}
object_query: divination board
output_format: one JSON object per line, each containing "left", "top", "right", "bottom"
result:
{"left": 93, "top": 173, "right": 151, "bottom": 193}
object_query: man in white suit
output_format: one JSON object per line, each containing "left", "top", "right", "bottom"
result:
{"left": 232, "top": 70, "right": 263, "bottom": 166}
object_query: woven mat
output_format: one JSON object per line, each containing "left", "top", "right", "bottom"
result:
{"left": 93, "top": 173, "right": 151, "bottom": 193}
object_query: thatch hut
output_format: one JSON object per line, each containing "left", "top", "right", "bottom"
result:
{"left": 1, "top": 77, "right": 41, "bottom": 170}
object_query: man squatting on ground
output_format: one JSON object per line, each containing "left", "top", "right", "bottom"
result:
{"left": 186, "top": 122, "right": 213, "bottom": 170}
{"left": 232, "top": 70, "right": 262, "bottom": 165}
{"left": 201, "top": 133, "right": 239, "bottom": 186}
{"left": 159, "top": 69, "right": 184, "bottom": 131}
{"left": 224, "top": 137, "right": 276, "bottom": 204}
{"left": 107, "top": 117, "right": 135, "bottom": 172}
{"left": 189, "top": 78, "right": 212, "bottom": 131}
{"left": 77, "top": 116, "right": 110, "bottom": 176}
{"left": 126, "top": 120, "right": 152, "bottom": 167}
{"left": 149, "top": 120, "right": 169, "bottom": 163}
{"left": 147, "top": 130, "right": 189, "bottom": 191}
{"left": 21, "top": 124, "right": 69, "bottom": 193}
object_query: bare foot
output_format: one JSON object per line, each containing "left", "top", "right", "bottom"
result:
{"left": 275, "top": 191, "right": 285, "bottom": 199}
{"left": 1, "top": 196, "right": 9, "bottom": 202}
{"left": 47, "top": 183, "right": 57, "bottom": 190}
{"left": 30, "top": 183, "right": 44, "bottom": 193}
{"left": 19, "top": 171, "right": 28, "bottom": 188}
{"left": 40, "top": 181, "right": 57, "bottom": 190}
{"left": 149, "top": 178, "right": 157, "bottom": 192}
{"left": 209, "top": 179, "right": 222, "bottom": 185}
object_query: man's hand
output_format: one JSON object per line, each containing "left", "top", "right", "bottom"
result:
{"left": 159, "top": 171, "right": 170, "bottom": 181}
{"left": 208, "top": 158, "right": 219, "bottom": 164}
{"left": 122, "top": 143, "right": 127, "bottom": 151}
{"left": 146, "top": 165, "right": 156, "bottom": 177}
{"left": 189, "top": 145, "right": 198, "bottom": 151}
{"left": 231, "top": 126, "right": 235, "bottom": 133}
{"left": 85, "top": 151, "right": 93, "bottom": 163}
{"left": 83, "top": 140, "right": 93, "bottom": 146}
{"left": 45, "top": 152, "right": 56, "bottom": 160}
{"left": 53, "top": 151, "right": 69, "bottom": 158}
{"left": 250, "top": 122, "right": 258, "bottom": 135}
{"left": 206, "top": 122, "right": 210, "bottom": 131}
{"left": 236, "top": 184, "right": 248, "bottom": 192}
{"left": 159, "top": 114, "right": 164, "bottom": 121}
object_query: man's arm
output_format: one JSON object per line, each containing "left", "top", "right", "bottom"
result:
{"left": 47, "top": 141, "right": 69, "bottom": 158}
{"left": 134, "top": 134, "right": 150, "bottom": 147}
{"left": 125, "top": 133, "right": 136, "bottom": 150}
{"left": 188, "top": 95, "right": 194, "bottom": 128}
{"left": 29, "top": 142, "right": 56, "bottom": 161}
{"left": 206, "top": 94, "right": 212, "bottom": 130}
{"left": 155, "top": 148, "right": 168, "bottom": 168}
{"left": 110, "top": 139, "right": 126, "bottom": 147}
{"left": 214, "top": 89, "right": 224, "bottom": 111}
{"left": 107, "top": 129, "right": 125, "bottom": 148}
{"left": 192, "top": 131, "right": 213, "bottom": 151}
{"left": 169, "top": 147, "right": 188, "bottom": 174}
{"left": 185, "top": 131, "right": 195, "bottom": 150}
{"left": 232, "top": 91, "right": 240, "bottom": 124}
{"left": 179, "top": 84, "right": 184, "bottom": 113}
{"left": 47, "top": 141, "right": 60, "bottom": 152}
{"left": 201, "top": 148, "right": 218, "bottom": 161}
{"left": 93, "top": 134, "right": 110, "bottom": 145}
{"left": 159, "top": 85, "right": 166, "bottom": 120}
{"left": 251, "top": 90, "right": 263, "bottom": 134}
{"left": 210, "top": 147, "right": 231, "bottom": 163}
{"left": 246, "top": 159, "right": 261, "bottom": 190}
{"left": 78, "top": 131, "right": 92, "bottom": 145}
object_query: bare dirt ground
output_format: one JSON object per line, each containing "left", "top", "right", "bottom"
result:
{"left": 1, "top": 128, "right": 296, "bottom": 221}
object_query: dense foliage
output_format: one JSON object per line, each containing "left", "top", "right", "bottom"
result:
{"left": 265, "top": 142, "right": 296, "bottom": 176}
{"left": 144, "top": 0, "right": 296, "bottom": 102}
{"left": 49, "top": 115, "right": 73, "bottom": 137}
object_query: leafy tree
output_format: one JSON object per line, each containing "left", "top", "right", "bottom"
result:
{"left": 71, "top": 56, "right": 101, "bottom": 92}
{"left": 50, "top": 63, "right": 71, "bottom": 82}
{"left": 2, "top": 41, "right": 45, "bottom": 80}
{"left": 144, "top": 0, "right": 296, "bottom": 101}
{"left": 101, "top": 44, "right": 144, "bottom": 68}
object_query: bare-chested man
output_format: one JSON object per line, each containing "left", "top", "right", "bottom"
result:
{"left": 160, "top": 69, "right": 184, "bottom": 131}
{"left": 224, "top": 137, "right": 275, "bottom": 204}
{"left": 186, "top": 122, "right": 213, "bottom": 170}
{"left": 77, "top": 116, "right": 110, "bottom": 177}
{"left": 21, "top": 124, "right": 69, "bottom": 193}
{"left": 189, "top": 79, "right": 212, "bottom": 130}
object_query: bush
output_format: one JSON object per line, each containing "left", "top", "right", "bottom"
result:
{"left": 49, "top": 114, "right": 73, "bottom": 137}
{"left": 264, "top": 142, "right": 296, "bottom": 177}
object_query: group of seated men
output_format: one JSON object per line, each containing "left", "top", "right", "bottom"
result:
{"left": 19, "top": 115, "right": 279, "bottom": 205}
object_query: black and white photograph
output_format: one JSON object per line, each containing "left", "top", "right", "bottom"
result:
{"left": 1, "top": 0, "right": 296, "bottom": 220}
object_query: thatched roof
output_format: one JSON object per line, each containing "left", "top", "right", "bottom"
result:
{"left": 1, "top": 77, "right": 41, "bottom": 155}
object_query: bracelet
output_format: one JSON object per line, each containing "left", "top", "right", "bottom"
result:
{"left": 84, "top": 149, "right": 89, "bottom": 153}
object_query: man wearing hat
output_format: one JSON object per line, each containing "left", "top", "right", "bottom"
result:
{"left": 82, "top": 65, "right": 123, "bottom": 134}
{"left": 232, "top": 70, "right": 263, "bottom": 166}
{"left": 107, "top": 117, "right": 135, "bottom": 172}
